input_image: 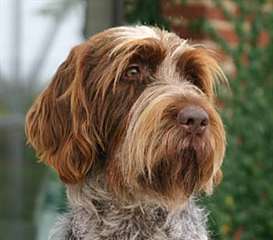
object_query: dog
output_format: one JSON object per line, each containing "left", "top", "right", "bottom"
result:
{"left": 26, "top": 26, "right": 227, "bottom": 240}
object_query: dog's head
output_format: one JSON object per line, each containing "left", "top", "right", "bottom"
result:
{"left": 26, "top": 26, "right": 226, "bottom": 206}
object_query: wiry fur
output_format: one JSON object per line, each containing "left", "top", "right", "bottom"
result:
{"left": 25, "top": 26, "right": 227, "bottom": 239}
{"left": 49, "top": 177, "right": 209, "bottom": 240}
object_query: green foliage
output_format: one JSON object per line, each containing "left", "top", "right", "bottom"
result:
{"left": 125, "top": 0, "right": 169, "bottom": 28}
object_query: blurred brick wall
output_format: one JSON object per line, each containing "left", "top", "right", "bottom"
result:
{"left": 161, "top": 0, "right": 236, "bottom": 74}
{"left": 161, "top": 0, "right": 269, "bottom": 45}
{"left": 160, "top": 0, "right": 270, "bottom": 74}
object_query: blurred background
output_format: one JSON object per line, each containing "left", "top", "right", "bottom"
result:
{"left": 0, "top": 0, "right": 273, "bottom": 239}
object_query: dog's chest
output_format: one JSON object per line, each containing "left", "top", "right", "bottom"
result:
{"left": 62, "top": 200, "right": 208, "bottom": 240}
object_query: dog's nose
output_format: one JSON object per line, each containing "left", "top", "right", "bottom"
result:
{"left": 177, "top": 106, "right": 209, "bottom": 134}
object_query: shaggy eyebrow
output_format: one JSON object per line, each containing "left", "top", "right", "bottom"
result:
{"left": 126, "top": 39, "right": 166, "bottom": 64}
{"left": 175, "top": 49, "right": 217, "bottom": 98}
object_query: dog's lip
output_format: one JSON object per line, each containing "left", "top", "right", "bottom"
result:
{"left": 178, "top": 137, "right": 207, "bottom": 158}
{"left": 181, "top": 133, "right": 206, "bottom": 146}
{"left": 179, "top": 146, "right": 197, "bottom": 155}
{"left": 183, "top": 127, "right": 209, "bottom": 137}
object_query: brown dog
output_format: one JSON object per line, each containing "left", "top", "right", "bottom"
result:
{"left": 26, "top": 26, "right": 226, "bottom": 240}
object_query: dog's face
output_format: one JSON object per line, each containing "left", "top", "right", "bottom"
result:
{"left": 26, "top": 26, "right": 226, "bottom": 206}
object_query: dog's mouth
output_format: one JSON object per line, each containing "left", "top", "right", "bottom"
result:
{"left": 175, "top": 129, "right": 210, "bottom": 160}
{"left": 177, "top": 146, "right": 199, "bottom": 192}
{"left": 181, "top": 138, "right": 214, "bottom": 189}
{"left": 161, "top": 133, "right": 214, "bottom": 194}
{"left": 136, "top": 136, "right": 214, "bottom": 198}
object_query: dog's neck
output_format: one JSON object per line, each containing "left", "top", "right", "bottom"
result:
{"left": 49, "top": 177, "right": 209, "bottom": 240}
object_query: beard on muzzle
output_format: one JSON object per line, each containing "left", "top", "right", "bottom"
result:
{"left": 137, "top": 137, "right": 214, "bottom": 198}
{"left": 178, "top": 138, "right": 215, "bottom": 196}
{"left": 179, "top": 147, "right": 203, "bottom": 196}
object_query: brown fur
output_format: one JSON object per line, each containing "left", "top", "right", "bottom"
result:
{"left": 26, "top": 26, "right": 226, "bottom": 208}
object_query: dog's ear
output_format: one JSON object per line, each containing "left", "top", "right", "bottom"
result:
{"left": 26, "top": 44, "right": 100, "bottom": 184}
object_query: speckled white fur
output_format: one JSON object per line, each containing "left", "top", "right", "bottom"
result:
{"left": 49, "top": 177, "right": 209, "bottom": 240}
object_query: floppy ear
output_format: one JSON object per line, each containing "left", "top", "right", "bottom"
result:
{"left": 25, "top": 44, "right": 100, "bottom": 184}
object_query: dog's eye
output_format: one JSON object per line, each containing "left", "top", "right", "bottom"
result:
{"left": 124, "top": 65, "right": 141, "bottom": 79}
